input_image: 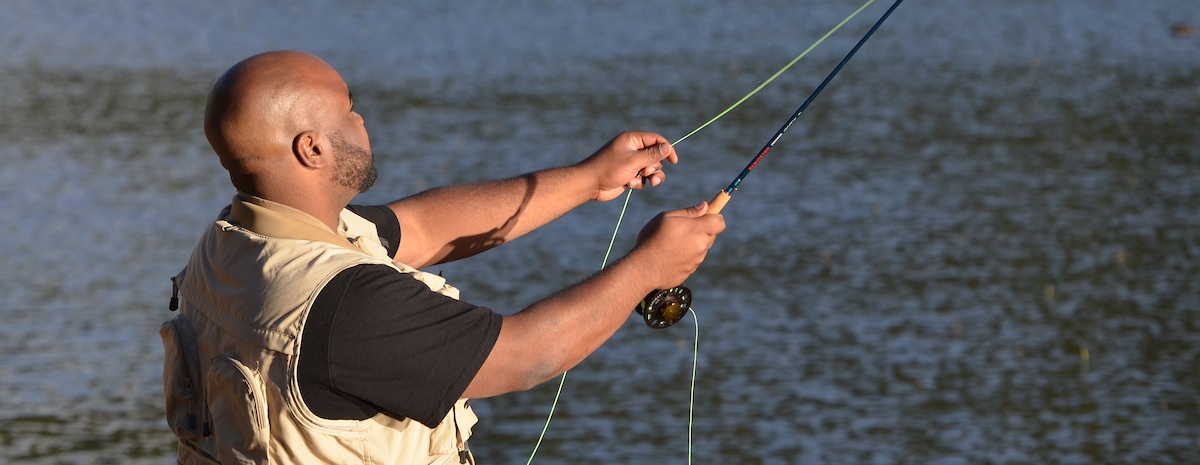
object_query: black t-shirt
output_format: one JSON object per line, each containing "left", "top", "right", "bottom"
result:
{"left": 297, "top": 205, "right": 503, "bottom": 428}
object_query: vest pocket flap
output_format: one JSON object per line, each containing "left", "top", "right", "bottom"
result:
{"left": 160, "top": 315, "right": 205, "bottom": 441}
{"left": 207, "top": 354, "right": 271, "bottom": 464}
{"left": 454, "top": 399, "right": 478, "bottom": 442}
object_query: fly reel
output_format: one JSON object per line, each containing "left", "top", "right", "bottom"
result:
{"left": 635, "top": 286, "right": 692, "bottom": 329}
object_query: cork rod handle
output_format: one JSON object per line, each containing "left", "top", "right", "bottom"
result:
{"left": 707, "top": 190, "right": 731, "bottom": 215}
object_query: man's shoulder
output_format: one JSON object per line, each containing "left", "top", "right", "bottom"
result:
{"left": 345, "top": 205, "right": 400, "bottom": 258}
{"left": 325, "top": 263, "right": 457, "bottom": 305}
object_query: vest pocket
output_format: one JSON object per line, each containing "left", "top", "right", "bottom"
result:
{"left": 160, "top": 315, "right": 206, "bottom": 442}
{"left": 207, "top": 354, "right": 271, "bottom": 464}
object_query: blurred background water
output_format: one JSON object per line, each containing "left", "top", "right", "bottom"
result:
{"left": 1, "top": 0, "right": 1198, "bottom": 463}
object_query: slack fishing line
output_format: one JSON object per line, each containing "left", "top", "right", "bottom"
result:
{"left": 527, "top": 0, "right": 904, "bottom": 463}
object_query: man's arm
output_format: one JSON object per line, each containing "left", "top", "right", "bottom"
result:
{"left": 462, "top": 201, "right": 725, "bottom": 398}
{"left": 387, "top": 132, "right": 677, "bottom": 268}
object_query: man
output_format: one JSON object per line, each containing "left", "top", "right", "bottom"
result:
{"left": 160, "top": 50, "right": 724, "bottom": 464}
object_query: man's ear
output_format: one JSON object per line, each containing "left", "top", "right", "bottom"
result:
{"left": 293, "top": 131, "right": 328, "bottom": 169}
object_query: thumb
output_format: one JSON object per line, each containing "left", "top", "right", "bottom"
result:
{"left": 641, "top": 142, "right": 676, "bottom": 164}
{"left": 682, "top": 200, "right": 709, "bottom": 217}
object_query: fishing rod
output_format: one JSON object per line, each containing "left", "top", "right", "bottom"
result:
{"left": 636, "top": 0, "right": 905, "bottom": 329}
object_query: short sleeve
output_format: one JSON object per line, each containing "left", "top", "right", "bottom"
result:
{"left": 298, "top": 264, "right": 502, "bottom": 428}
{"left": 346, "top": 205, "right": 400, "bottom": 258}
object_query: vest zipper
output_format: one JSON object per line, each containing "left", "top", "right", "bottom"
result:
{"left": 454, "top": 405, "right": 470, "bottom": 464}
{"left": 179, "top": 336, "right": 196, "bottom": 430}
{"left": 169, "top": 277, "right": 180, "bottom": 311}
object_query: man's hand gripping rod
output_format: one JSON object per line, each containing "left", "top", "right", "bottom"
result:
{"left": 635, "top": 0, "right": 904, "bottom": 328}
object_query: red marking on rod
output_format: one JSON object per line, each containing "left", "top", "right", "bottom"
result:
{"left": 747, "top": 147, "right": 770, "bottom": 171}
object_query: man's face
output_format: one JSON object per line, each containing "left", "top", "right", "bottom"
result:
{"left": 320, "top": 71, "right": 376, "bottom": 194}
{"left": 331, "top": 132, "right": 378, "bottom": 193}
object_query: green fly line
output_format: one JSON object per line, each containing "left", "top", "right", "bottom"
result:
{"left": 526, "top": 1, "right": 877, "bottom": 463}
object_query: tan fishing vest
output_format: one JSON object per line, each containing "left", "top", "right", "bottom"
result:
{"left": 160, "top": 194, "right": 478, "bottom": 465}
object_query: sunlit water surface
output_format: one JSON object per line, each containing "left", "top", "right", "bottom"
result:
{"left": 1, "top": 1, "right": 1198, "bottom": 463}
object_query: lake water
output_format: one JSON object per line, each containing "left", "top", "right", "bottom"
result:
{"left": 1, "top": 0, "right": 1198, "bottom": 463}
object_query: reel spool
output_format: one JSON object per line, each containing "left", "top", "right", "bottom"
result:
{"left": 635, "top": 286, "right": 692, "bottom": 329}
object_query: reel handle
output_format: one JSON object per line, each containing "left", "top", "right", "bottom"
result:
{"left": 634, "top": 191, "right": 728, "bottom": 329}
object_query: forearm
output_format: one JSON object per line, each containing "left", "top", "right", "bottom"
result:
{"left": 388, "top": 132, "right": 676, "bottom": 268}
{"left": 463, "top": 252, "right": 657, "bottom": 397}
{"left": 388, "top": 164, "right": 595, "bottom": 267}
{"left": 461, "top": 201, "right": 724, "bottom": 398}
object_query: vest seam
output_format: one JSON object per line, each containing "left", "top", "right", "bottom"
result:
{"left": 285, "top": 264, "right": 379, "bottom": 435}
{"left": 322, "top": 266, "right": 358, "bottom": 398}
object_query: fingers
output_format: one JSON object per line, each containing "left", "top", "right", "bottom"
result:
{"left": 638, "top": 140, "right": 677, "bottom": 166}
{"left": 667, "top": 200, "right": 724, "bottom": 223}
{"left": 625, "top": 131, "right": 671, "bottom": 152}
{"left": 626, "top": 167, "right": 667, "bottom": 189}
{"left": 590, "top": 131, "right": 676, "bottom": 200}
{"left": 634, "top": 140, "right": 675, "bottom": 187}
{"left": 662, "top": 201, "right": 726, "bottom": 239}
{"left": 621, "top": 130, "right": 675, "bottom": 165}
{"left": 644, "top": 170, "right": 665, "bottom": 187}
{"left": 624, "top": 139, "right": 674, "bottom": 189}
{"left": 655, "top": 142, "right": 679, "bottom": 165}
{"left": 628, "top": 201, "right": 725, "bottom": 289}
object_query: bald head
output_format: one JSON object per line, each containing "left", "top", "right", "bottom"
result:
{"left": 204, "top": 51, "right": 350, "bottom": 179}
